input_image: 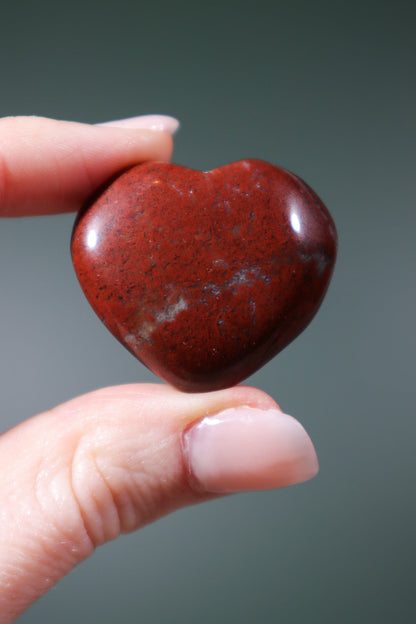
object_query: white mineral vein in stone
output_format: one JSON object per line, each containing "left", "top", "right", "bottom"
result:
{"left": 154, "top": 295, "right": 188, "bottom": 324}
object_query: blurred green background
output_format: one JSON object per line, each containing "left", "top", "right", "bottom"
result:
{"left": 0, "top": 0, "right": 414, "bottom": 622}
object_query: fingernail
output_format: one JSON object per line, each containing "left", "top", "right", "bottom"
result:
{"left": 183, "top": 407, "right": 319, "bottom": 494}
{"left": 97, "top": 114, "right": 180, "bottom": 134}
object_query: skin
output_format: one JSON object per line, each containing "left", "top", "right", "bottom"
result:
{"left": 0, "top": 116, "right": 319, "bottom": 623}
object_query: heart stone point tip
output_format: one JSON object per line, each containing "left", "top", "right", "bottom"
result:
{"left": 71, "top": 159, "right": 337, "bottom": 392}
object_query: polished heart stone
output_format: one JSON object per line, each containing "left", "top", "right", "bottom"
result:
{"left": 71, "top": 160, "right": 337, "bottom": 392}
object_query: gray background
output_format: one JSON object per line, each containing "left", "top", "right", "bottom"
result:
{"left": 0, "top": 0, "right": 415, "bottom": 622}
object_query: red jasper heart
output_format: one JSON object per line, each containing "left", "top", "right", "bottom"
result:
{"left": 71, "top": 160, "right": 337, "bottom": 392}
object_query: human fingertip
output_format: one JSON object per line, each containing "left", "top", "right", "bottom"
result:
{"left": 183, "top": 406, "right": 319, "bottom": 494}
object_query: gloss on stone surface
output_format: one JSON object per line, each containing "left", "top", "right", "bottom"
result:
{"left": 71, "top": 159, "right": 337, "bottom": 392}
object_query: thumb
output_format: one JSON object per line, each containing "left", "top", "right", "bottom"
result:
{"left": 0, "top": 383, "right": 318, "bottom": 622}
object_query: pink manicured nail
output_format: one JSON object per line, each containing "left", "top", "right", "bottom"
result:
{"left": 183, "top": 407, "right": 319, "bottom": 493}
{"left": 97, "top": 114, "right": 180, "bottom": 134}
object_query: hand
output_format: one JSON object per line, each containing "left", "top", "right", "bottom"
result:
{"left": 0, "top": 115, "right": 319, "bottom": 623}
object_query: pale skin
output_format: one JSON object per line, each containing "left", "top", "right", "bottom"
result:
{"left": 0, "top": 115, "right": 319, "bottom": 622}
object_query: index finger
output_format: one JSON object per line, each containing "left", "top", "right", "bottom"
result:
{"left": 0, "top": 115, "right": 178, "bottom": 217}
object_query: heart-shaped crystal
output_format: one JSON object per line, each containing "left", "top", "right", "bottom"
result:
{"left": 71, "top": 160, "right": 337, "bottom": 392}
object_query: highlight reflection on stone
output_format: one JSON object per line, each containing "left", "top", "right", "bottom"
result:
{"left": 71, "top": 160, "right": 337, "bottom": 392}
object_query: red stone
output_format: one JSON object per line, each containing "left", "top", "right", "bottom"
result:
{"left": 71, "top": 160, "right": 337, "bottom": 392}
